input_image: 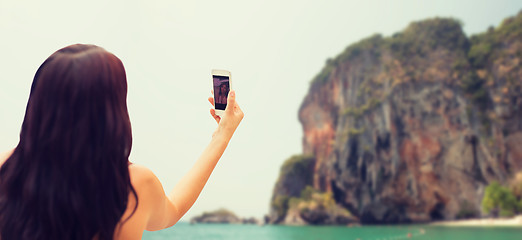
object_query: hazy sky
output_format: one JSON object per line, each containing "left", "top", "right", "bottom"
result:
{"left": 1, "top": 0, "right": 521, "bottom": 222}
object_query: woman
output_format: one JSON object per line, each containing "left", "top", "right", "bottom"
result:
{"left": 217, "top": 82, "right": 230, "bottom": 104}
{"left": 0, "top": 44, "right": 243, "bottom": 240}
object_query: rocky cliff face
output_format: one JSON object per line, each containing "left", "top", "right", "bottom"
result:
{"left": 270, "top": 12, "right": 522, "bottom": 224}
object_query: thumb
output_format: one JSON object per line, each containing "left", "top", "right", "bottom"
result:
{"left": 225, "top": 90, "right": 236, "bottom": 112}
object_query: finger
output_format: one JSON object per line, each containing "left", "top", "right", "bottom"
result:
{"left": 208, "top": 97, "right": 215, "bottom": 107}
{"left": 210, "top": 108, "right": 220, "bottom": 124}
{"left": 210, "top": 108, "right": 220, "bottom": 123}
{"left": 225, "top": 90, "right": 236, "bottom": 113}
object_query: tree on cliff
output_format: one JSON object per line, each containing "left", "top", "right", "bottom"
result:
{"left": 482, "top": 181, "right": 521, "bottom": 217}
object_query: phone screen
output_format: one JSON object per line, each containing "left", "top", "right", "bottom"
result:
{"left": 213, "top": 75, "right": 230, "bottom": 110}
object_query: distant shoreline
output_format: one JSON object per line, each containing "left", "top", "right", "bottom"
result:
{"left": 431, "top": 215, "right": 522, "bottom": 227}
{"left": 181, "top": 215, "right": 522, "bottom": 227}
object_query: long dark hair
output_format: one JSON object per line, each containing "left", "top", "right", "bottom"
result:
{"left": 0, "top": 44, "right": 137, "bottom": 240}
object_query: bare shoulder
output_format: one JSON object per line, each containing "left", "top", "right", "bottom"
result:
{"left": 0, "top": 148, "right": 15, "bottom": 167}
{"left": 116, "top": 164, "right": 166, "bottom": 240}
{"left": 128, "top": 164, "right": 166, "bottom": 201}
{"left": 128, "top": 164, "right": 162, "bottom": 189}
{"left": 127, "top": 163, "right": 176, "bottom": 230}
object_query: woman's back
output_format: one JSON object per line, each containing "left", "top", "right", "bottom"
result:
{"left": 0, "top": 151, "right": 171, "bottom": 240}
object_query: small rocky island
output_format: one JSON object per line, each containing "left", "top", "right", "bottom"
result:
{"left": 190, "top": 208, "right": 260, "bottom": 225}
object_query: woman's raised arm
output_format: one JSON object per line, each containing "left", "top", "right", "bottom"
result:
{"left": 124, "top": 90, "right": 243, "bottom": 234}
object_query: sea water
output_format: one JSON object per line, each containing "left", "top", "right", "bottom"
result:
{"left": 142, "top": 222, "right": 522, "bottom": 240}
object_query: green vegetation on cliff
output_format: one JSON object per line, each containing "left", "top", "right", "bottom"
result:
{"left": 286, "top": 186, "right": 355, "bottom": 225}
{"left": 389, "top": 18, "right": 468, "bottom": 59}
{"left": 288, "top": 186, "right": 338, "bottom": 210}
{"left": 341, "top": 98, "right": 381, "bottom": 119}
{"left": 270, "top": 156, "right": 355, "bottom": 225}
{"left": 482, "top": 181, "right": 521, "bottom": 217}
{"left": 279, "top": 155, "right": 315, "bottom": 182}
{"left": 311, "top": 18, "right": 467, "bottom": 86}
{"left": 469, "top": 12, "right": 522, "bottom": 68}
{"left": 270, "top": 154, "right": 315, "bottom": 222}
{"left": 463, "top": 11, "right": 522, "bottom": 135}
{"left": 291, "top": 186, "right": 352, "bottom": 220}
{"left": 312, "top": 34, "right": 383, "bottom": 85}
{"left": 482, "top": 173, "right": 522, "bottom": 217}
{"left": 271, "top": 195, "right": 290, "bottom": 221}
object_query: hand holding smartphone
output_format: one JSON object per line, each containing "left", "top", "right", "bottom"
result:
{"left": 212, "top": 69, "right": 232, "bottom": 116}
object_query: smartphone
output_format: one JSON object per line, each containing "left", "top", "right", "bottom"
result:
{"left": 212, "top": 69, "right": 232, "bottom": 116}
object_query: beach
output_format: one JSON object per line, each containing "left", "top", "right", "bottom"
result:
{"left": 432, "top": 215, "right": 522, "bottom": 227}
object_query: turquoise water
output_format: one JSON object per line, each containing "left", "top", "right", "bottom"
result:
{"left": 143, "top": 222, "right": 522, "bottom": 240}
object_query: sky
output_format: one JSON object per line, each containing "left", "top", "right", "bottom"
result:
{"left": 0, "top": 0, "right": 521, "bottom": 222}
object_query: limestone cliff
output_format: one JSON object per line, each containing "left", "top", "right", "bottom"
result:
{"left": 270, "top": 11, "right": 522, "bottom": 224}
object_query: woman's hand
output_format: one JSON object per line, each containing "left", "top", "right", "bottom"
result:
{"left": 208, "top": 90, "right": 244, "bottom": 138}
